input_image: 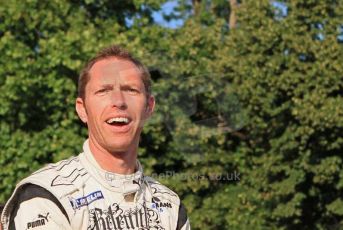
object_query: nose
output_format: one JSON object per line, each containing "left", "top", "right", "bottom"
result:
{"left": 110, "top": 90, "right": 127, "bottom": 109}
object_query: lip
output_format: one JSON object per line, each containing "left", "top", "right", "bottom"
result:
{"left": 104, "top": 115, "right": 132, "bottom": 133}
{"left": 104, "top": 114, "right": 132, "bottom": 122}
{"left": 105, "top": 121, "right": 132, "bottom": 133}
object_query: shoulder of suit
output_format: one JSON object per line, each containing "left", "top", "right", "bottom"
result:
{"left": 144, "top": 176, "right": 181, "bottom": 205}
{"left": 20, "top": 155, "right": 89, "bottom": 192}
{"left": 1, "top": 156, "right": 87, "bottom": 228}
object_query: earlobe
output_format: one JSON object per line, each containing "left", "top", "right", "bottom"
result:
{"left": 75, "top": 97, "right": 88, "bottom": 123}
{"left": 146, "top": 95, "right": 155, "bottom": 117}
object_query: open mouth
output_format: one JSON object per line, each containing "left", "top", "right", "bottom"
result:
{"left": 106, "top": 117, "right": 131, "bottom": 127}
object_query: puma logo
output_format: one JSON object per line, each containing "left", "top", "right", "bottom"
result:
{"left": 27, "top": 213, "right": 49, "bottom": 229}
{"left": 37, "top": 212, "right": 49, "bottom": 222}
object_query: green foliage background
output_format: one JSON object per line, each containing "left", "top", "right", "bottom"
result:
{"left": 1, "top": 0, "right": 343, "bottom": 229}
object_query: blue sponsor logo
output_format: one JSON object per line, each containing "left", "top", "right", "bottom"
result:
{"left": 70, "top": 191, "right": 104, "bottom": 209}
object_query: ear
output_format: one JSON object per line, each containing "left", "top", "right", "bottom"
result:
{"left": 75, "top": 97, "right": 88, "bottom": 123}
{"left": 145, "top": 95, "right": 155, "bottom": 118}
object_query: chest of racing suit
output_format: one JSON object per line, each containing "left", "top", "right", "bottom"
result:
{"left": 1, "top": 141, "right": 190, "bottom": 230}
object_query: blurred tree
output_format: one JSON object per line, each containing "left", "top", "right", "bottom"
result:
{"left": 214, "top": 0, "right": 343, "bottom": 229}
{"left": 229, "top": 0, "right": 238, "bottom": 28}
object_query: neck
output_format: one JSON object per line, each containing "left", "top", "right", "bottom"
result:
{"left": 88, "top": 138, "right": 137, "bottom": 174}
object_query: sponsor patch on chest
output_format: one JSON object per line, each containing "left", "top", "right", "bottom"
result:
{"left": 152, "top": 202, "right": 172, "bottom": 209}
{"left": 70, "top": 190, "right": 104, "bottom": 209}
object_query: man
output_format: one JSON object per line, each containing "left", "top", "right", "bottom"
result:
{"left": 1, "top": 45, "right": 190, "bottom": 230}
{"left": 0, "top": 204, "right": 3, "bottom": 230}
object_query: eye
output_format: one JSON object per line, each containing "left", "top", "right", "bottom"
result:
{"left": 95, "top": 88, "right": 110, "bottom": 94}
{"left": 129, "top": 88, "right": 138, "bottom": 92}
{"left": 124, "top": 87, "right": 140, "bottom": 94}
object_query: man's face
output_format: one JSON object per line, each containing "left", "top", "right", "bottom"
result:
{"left": 76, "top": 58, "right": 154, "bottom": 154}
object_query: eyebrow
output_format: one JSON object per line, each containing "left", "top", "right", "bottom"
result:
{"left": 99, "top": 84, "right": 113, "bottom": 88}
{"left": 98, "top": 83, "right": 142, "bottom": 89}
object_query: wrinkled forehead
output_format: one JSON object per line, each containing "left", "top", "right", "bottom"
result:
{"left": 89, "top": 58, "right": 142, "bottom": 82}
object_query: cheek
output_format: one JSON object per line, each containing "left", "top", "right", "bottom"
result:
{"left": 85, "top": 100, "right": 107, "bottom": 120}
{"left": 126, "top": 97, "right": 147, "bottom": 111}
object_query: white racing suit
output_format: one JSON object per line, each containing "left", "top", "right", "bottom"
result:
{"left": 1, "top": 140, "right": 190, "bottom": 230}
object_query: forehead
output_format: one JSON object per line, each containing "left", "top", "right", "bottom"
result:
{"left": 88, "top": 58, "right": 142, "bottom": 83}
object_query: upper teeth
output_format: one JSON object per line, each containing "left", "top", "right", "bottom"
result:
{"left": 107, "top": 117, "right": 129, "bottom": 124}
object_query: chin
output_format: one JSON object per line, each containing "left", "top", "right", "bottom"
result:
{"left": 106, "top": 141, "right": 133, "bottom": 154}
